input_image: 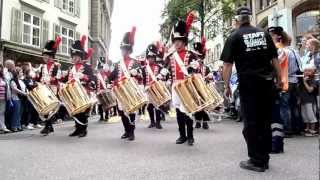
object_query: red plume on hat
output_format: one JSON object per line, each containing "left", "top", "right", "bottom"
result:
{"left": 129, "top": 26, "right": 136, "bottom": 45}
{"left": 201, "top": 36, "right": 207, "bottom": 54}
{"left": 80, "top": 35, "right": 87, "bottom": 48}
{"left": 53, "top": 36, "right": 62, "bottom": 50}
{"left": 186, "top": 11, "right": 195, "bottom": 34}
{"left": 85, "top": 48, "right": 94, "bottom": 60}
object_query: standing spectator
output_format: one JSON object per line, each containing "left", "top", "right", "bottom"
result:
{"left": 271, "top": 29, "right": 303, "bottom": 136}
{"left": 23, "top": 69, "right": 42, "bottom": 129}
{"left": 17, "top": 67, "right": 30, "bottom": 130}
{"left": 307, "top": 38, "right": 320, "bottom": 72}
{"left": 9, "top": 67, "right": 27, "bottom": 132}
{"left": 0, "top": 65, "right": 10, "bottom": 133}
{"left": 4, "top": 60, "right": 15, "bottom": 128}
{"left": 300, "top": 34, "right": 316, "bottom": 70}
{"left": 300, "top": 66, "right": 318, "bottom": 136}
{"left": 307, "top": 38, "right": 320, "bottom": 116}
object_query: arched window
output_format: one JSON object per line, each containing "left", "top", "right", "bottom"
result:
{"left": 296, "top": 10, "right": 319, "bottom": 37}
{"left": 295, "top": 10, "right": 320, "bottom": 45}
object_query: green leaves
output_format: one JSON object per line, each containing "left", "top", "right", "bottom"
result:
{"left": 160, "top": 0, "right": 240, "bottom": 43}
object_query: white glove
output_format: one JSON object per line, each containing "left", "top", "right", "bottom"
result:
{"left": 130, "top": 69, "right": 138, "bottom": 76}
{"left": 107, "top": 84, "right": 112, "bottom": 89}
{"left": 76, "top": 72, "right": 84, "bottom": 80}
{"left": 160, "top": 68, "right": 169, "bottom": 76}
{"left": 103, "top": 64, "right": 110, "bottom": 71}
{"left": 156, "top": 74, "right": 163, "bottom": 80}
{"left": 190, "top": 61, "right": 200, "bottom": 70}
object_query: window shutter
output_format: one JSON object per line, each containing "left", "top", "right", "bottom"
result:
{"left": 53, "top": 23, "right": 61, "bottom": 52}
{"left": 10, "top": 8, "right": 22, "bottom": 43}
{"left": 75, "top": 0, "right": 80, "bottom": 17}
{"left": 75, "top": 31, "right": 80, "bottom": 40}
{"left": 41, "top": 20, "right": 49, "bottom": 48}
{"left": 54, "top": 0, "right": 61, "bottom": 9}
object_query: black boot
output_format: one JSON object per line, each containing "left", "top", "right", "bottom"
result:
{"left": 69, "top": 129, "right": 80, "bottom": 137}
{"left": 239, "top": 160, "right": 267, "bottom": 172}
{"left": 202, "top": 122, "right": 209, "bottom": 130}
{"left": 40, "top": 126, "right": 52, "bottom": 135}
{"left": 121, "top": 132, "right": 130, "bottom": 139}
{"left": 128, "top": 131, "right": 135, "bottom": 141}
{"left": 78, "top": 129, "right": 87, "bottom": 138}
{"left": 69, "top": 125, "right": 81, "bottom": 137}
{"left": 187, "top": 137, "right": 194, "bottom": 146}
{"left": 40, "top": 122, "right": 54, "bottom": 135}
{"left": 195, "top": 122, "right": 201, "bottom": 128}
{"left": 176, "top": 136, "right": 187, "bottom": 144}
{"left": 148, "top": 123, "right": 155, "bottom": 128}
{"left": 78, "top": 126, "right": 87, "bottom": 138}
{"left": 155, "top": 122, "right": 162, "bottom": 129}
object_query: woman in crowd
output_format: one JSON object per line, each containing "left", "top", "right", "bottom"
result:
{"left": 9, "top": 67, "right": 27, "bottom": 132}
{"left": 0, "top": 65, "right": 10, "bottom": 133}
{"left": 307, "top": 38, "right": 320, "bottom": 120}
{"left": 23, "top": 69, "right": 42, "bottom": 130}
{"left": 299, "top": 66, "right": 318, "bottom": 137}
{"left": 300, "top": 34, "right": 316, "bottom": 69}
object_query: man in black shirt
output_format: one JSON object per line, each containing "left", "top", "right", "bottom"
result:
{"left": 221, "top": 7, "right": 282, "bottom": 172}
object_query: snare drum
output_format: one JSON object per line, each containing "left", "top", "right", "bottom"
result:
{"left": 97, "top": 90, "right": 117, "bottom": 109}
{"left": 146, "top": 80, "right": 171, "bottom": 107}
{"left": 27, "top": 83, "right": 60, "bottom": 116}
{"left": 58, "top": 80, "right": 92, "bottom": 116}
{"left": 174, "top": 74, "right": 218, "bottom": 113}
{"left": 113, "top": 77, "right": 147, "bottom": 113}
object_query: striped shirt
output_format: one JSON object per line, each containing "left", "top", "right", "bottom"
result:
{"left": 286, "top": 47, "right": 302, "bottom": 83}
{"left": 0, "top": 78, "right": 6, "bottom": 100}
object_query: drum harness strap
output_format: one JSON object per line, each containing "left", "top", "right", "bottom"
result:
{"left": 38, "top": 102, "right": 61, "bottom": 122}
{"left": 145, "top": 61, "right": 170, "bottom": 114}
{"left": 119, "top": 59, "right": 136, "bottom": 126}
{"left": 73, "top": 116, "right": 88, "bottom": 126}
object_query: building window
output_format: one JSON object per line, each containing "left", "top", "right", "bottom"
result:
{"left": 214, "top": 44, "right": 222, "bottom": 61}
{"left": 295, "top": 10, "right": 320, "bottom": 44}
{"left": 62, "top": 0, "right": 75, "bottom": 14}
{"left": 55, "top": 25, "right": 75, "bottom": 55}
{"left": 22, "top": 12, "right": 41, "bottom": 47}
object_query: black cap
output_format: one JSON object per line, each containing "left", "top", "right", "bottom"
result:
{"left": 146, "top": 44, "right": 159, "bottom": 58}
{"left": 235, "top": 6, "right": 252, "bottom": 16}
{"left": 70, "top": 40, "right": 86, "bottom": 59}
{"left": 171, "top": 20, "right": 188, "bottom": 43}
{"left": 267, "top": 26, "right": 284, "bottom": 35}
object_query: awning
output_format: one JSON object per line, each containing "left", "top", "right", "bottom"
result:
{"left": 2, "top": 40, "right": 72, "bottom": 66}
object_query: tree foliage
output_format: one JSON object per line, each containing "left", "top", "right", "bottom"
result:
{"left": 160, "top": 0, "right": 243, "bottom": 43}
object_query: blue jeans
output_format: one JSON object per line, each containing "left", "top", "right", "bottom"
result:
{"left": 279, "top": 92, "right": 291, "bottom": 132}
{"left": 10, "top": 100, "right": 22, "bottom": 129}
{"left": 280, "top": 83, "right": 303, "bottom": 133}
{"left": 5, "top": 100, "right": 13, "bottom": 128}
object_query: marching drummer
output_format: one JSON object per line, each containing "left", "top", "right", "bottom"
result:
{"left": 144, "top": 43, "right": 165, "bottom": 129}
{"left": 38, "top": 37, "right": 62, "bottom": 135}
{"left": 97, "top": 64, "right": 111, "bottom": 122}
{"left": 108, "top": 27, "right": 140, "bottom": 141}
{"left": 164, "top": 12, "right": 199, "bottom": 146}
{"left": 191, "top": 38, "right": 212, "bottom": 130}
{"left": 64, "top": 35, "right": 96, "bottom": 138}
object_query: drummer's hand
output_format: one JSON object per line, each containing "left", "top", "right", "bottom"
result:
{"left": 130, "top": 69, "right": 138, "bottom": 76}
{"left": 107, "top": 84, "right": 113, "bottom": 89}
{"left": 190, "top": 61, "right": 200, "bottom": 70}
{"left": 156, "top": 74, "right": 163, "bottom": 80}
{"left": 224, "top": 85, "right": 232, "bottom": 98}
{"left": 276, "top": 78, "right": 284, "bottom": 90}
